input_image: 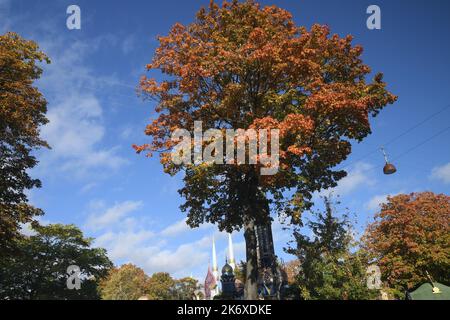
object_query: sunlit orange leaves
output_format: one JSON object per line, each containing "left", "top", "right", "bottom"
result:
{"left": 135, "top": 0, "right": 397, "bottom": 226}
{"left": 364, "top": 192, "right": 450, "bottom": 297}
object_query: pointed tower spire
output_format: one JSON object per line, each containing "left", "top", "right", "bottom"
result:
{"left": 228, "top": 233, "right": 236, "bottom": 270}
{"left": 211, "top": 234, "right": 220, "bottom": 295}
{"left": 212, "top": 235, "right": 218, "bottom": 272}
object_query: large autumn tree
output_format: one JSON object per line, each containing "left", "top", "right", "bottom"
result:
{"left": 364, "top": 192, "right": 450, "bottom": 298}
{"left": 135, "top": 0, "right": 396, "bottom": 298}
{"left": 0, "top": 32, "right": 50, "bottom": 255}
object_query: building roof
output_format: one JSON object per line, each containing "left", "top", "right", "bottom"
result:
{"left": 407, "top": 282, "right": 450, "bottom": 300}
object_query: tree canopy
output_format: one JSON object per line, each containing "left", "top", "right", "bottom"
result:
{"left": 0, "top": 224, "right": 113, "bottom": 300}
{"left": 135, "top": 0, "right": 396, "bottom": 228}
{"left": 287, "top": 197, "right": 377, "bottom": 300}
{"left": 99, "top": 264, "right": 150, "bottom": 300}
{"left": 364, "top": 192, "right": 450, "bottom": 298}
{"left": 0, "top": 32, "right": 50, "bottom": 255}
{"left": 134, "top": 0, "right": 396, "bottom": 298}
{"left": 173, "top": 276, "right": 202, "bottom": 300}
{"left": 100, "top": 265, "right": 201, "bottom": 300}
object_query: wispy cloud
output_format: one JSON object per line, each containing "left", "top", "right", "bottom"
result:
{"left": 86, "top": 200, "right": 232, "bottom": 279}
{"left": 121, "top": 34, "right": 136, "bottom": 55}
{"left": 365, "top": 194, "right": 389, "bottom": 212}
{"left": 271, "top": 216, "right": 292, "bottom": 245}
{"left": 334, "top": 162, "right": 375, "bottom": 195}
{"left": 160, "top": 218, "right": 213, "bottom": 237}
{"left": 160, "top": 218, "right": 193, "bottom": 237}
{"left": 32, "top": 34, "right": 129, "bottom": 180}
{"left": 20, "top": 216, "right": 51, "bottom": 237}
{"left": 431, "top": 162, "right": 450, "bottom": 184}
{"left": 320, "top": 162, "right": 375, "bottom": 197}
{"left": 80, "top": 182, "right": 97, "bottom": 194}
{"left": 86, "top": 200, "right": 143, "bottom": 231}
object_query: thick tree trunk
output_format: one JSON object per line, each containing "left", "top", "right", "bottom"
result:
{"left": 244, "top": 219, "right": 258, "bottom": 300}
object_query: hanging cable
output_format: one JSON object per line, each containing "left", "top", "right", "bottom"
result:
{"left": 348, "top": 124, "right": 450, "bottom": 176}
{"left": 337, "top": 103, "right": 450, "bottom": 171}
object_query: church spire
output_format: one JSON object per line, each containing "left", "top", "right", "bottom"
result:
{"left": 211, "top": 235, "right": 220, "bottom": 296}
{"left": 228, "top": 233, "right": 235, "bottom": 270}
{"left": 212, "top": 235, "right": 218, "bottom": 272}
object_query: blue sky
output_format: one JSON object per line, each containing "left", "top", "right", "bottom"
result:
{"left": 1, "top": 0, "right": 450, "bottom": 281}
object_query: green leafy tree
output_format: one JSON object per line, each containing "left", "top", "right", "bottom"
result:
{"left": 280, "top": 260, "right": 302, "bottom": 300}
{"left": 0, "top": 224, "right": 113, "bottom": 300}
{"left": 147, "top": 272, "right": 177, "bottom": 300}
{"left": 0, "top": 32, "right": 50, "bottom": 255}
{"left": 134, "top": 0, "right": 396, "bottom": 298}
{"left": 234, "top": 261, "right": 246, "bottom": 284}
{"left": 173, "top": 277, "right": 201, "bottom": 300}
{"left": 100, "top": 264, "right": 149, "bottom": 300}
{"left": 287, "top": 197, "right": 377, "bottom": 300}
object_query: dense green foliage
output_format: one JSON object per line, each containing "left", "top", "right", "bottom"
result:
{"left": 0, "top": 224, "right": 113, "bottom": 300}
{"left": 287, "top": 197, "right": 377, "bottom": 300}
{"left": 0, "top": 32, "right": 50, "bottom": 255}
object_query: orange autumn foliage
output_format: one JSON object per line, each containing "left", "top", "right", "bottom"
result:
{"left": 134, "top": 0, "right": 396, "bottom": 228}
{"left": 364, "top": 192, "right": 450, "bottom": 297}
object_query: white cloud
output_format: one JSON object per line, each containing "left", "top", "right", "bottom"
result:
{"left": 86, "top": 200, "right": 143, "bottom": 231}
{"left": 20, "top": 223, "right": 37, "bottom": 237}
{"left": 135, "top": 231, "right": 234, "bottom": 278}
{"left": 120, "top": 126, "right": 134, "bottom": 140}
{"left": 121, "top": 35, "right": 136, "bottom": 54}
{"left": 227, "top": 240, "right": 245, "bottom": 262}
{"left": 431, "top": 162, "right": 450, "bottom": 184}
{"left": 40, "top": 94, "right": 119, "bottom": 174}
{"left": 365, "top": 194, "right": 389, "bottom": 211}
{"left": 93, "top": 224, "right": 212, "bottom": 278}
{"left": 272, "top": 216, "right": 292, "bottom": 244}
{"left": 2, "top": 10, "right": 130, "bottom": 179}
{"left": 160, "top": 218, "right": 213, "bottom": 237}
{"left": 325, "top": 162, "right": 375, "bottom": 196}
{"left": 335, "top": 162, "right": 375, "bottom": 195}
{"left": 95, "top": 229, "right": 156, "bottom": 260}
{"left": 20, "top": 217, "right": 51, "bottom": 237}
{"left": 87, "top": 201, "right": 232, "bottom": 279}
{"left": 143, "top": 243, "right": 209, "bottom": 276}
{"left": 80, "top": 182, "right": 97, "bottom": 194}
{"left": 365, "top": 190, "right": 404, "bottom": 212}
{"left": 34, "top": 35, "right": 128, "bottom": 179}
{"left": 160, "top": 218, "right": 192, "bottom": 237}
